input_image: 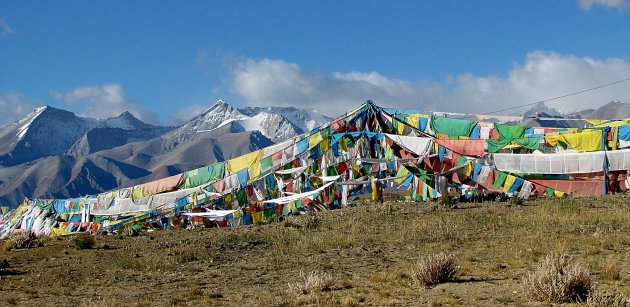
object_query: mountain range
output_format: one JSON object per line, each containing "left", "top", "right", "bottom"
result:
{"left": 519, "top": 101, "right": 630, "bottom": 128}
{"left": 0, "top": 101, "right": 331, "bottom": 207}
{"left": 1, "top": 100, "right": 628, "bottom": 208}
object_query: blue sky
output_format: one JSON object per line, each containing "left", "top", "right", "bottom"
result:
{"left": 1, "top": 0, "right": 630, "bottom": 125}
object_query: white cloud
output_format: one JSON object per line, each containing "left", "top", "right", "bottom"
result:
{"left": 0, "top": 19, "right": 14, "bottom": 37}
{"left": 51, "top": 83, "right": 159, "bottom": 124}
{"left": 231, "top": 58, "right": 430, "bottom": 116}
{"left": 230, "top": 52, "right": 630, "bottom": 117}
{"left": 0, "top": 93, "right": 41, "bottom": 127}
{"left": 579, "top": 0, "right": 630, "bottom": 11}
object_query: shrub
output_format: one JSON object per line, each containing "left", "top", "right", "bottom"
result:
{"left": 288, "top": 271, "right": 334, "bottom": 295}
{"left": 174, "top": 249, "right": 199, "bottom": 264}
{"left": 438, "top": 191, "right": 459, "bottom": 209}
{"left": 412, "top": 252, "right": 459, "bottom": 287}
{"left": 524, "top": 253, "right": 592, "bottom": 303}
{"left": 306, "top": 214, "right": 321, "bottom": 230}
{"left": 586, "top": 289, "right": 628, "bottom": 307}
{"left": 4, "top": 231, "right": 41, "bottom": 250}
{"left": 72, "top": 234, "right": 95, "bottom": 250}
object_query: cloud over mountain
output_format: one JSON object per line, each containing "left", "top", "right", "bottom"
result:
{"left": 52, "top": 83, "right": 160, "bottom": 124}
{"left": 230, "top": 51, "right": 630, "bottom": 116}
{"left": 0, "top": 93, "right": 40, "bottom": 127}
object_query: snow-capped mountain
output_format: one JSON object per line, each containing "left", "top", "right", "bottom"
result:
{"left": 0, "top": 100, "right": 332, "bottom": 207}
{"left": 168, "top": 100, "right": 307, "bottom": 142}
{"left": 103, "top": 111, "right": 156, "bottom": 130}
{"left": 0, "top": 106, "right": 173, "bottom": 166}
{"left": 239, "top": 106, "right": 332, "bottom": 132}
{"left": 167, "top": 100, "right": 249, "bottom": 141}
{"left": 0, "top": 106, "right": 103, "bottom": 166}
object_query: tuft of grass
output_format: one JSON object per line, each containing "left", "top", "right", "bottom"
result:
{"left": 601, "top": 261, "right": 621, "bottom": 280}
{"left": 586, "top": 289, "right": 628, "bottom": 307}
{"left": 412, "top": 252, "right": 459, "bottom": 287}
{"left": 524, "top": 252, "right": 592, "bottom": 303}
{"left": 134, "top": 297, "right": 152, "bottom": 307}
{"left": 438, "top": 191, "right": 459, "bottom": 209}
{"left": 72, "top": 234, "right": 95, "bottom": 250}
{"left": 4, "top": 231, "right": 43, "bottom": 250}
{"left": 288, "top": 271, "right": 334, "bottom": 295}
{"left": 5, "top": 295, "right": 19, "bottom": 306}
{"left": 174, "top": 249, "right": 199, "bottom": 264}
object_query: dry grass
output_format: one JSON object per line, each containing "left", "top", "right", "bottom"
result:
{"left": 602, "top": 260, "right": 621, "bottom": 281}
{"left": 586, "top": 289, "right": 629, "bottom": 307}
{"left": 72, "top": 234, "right": 95, "bottom": 250}
{"left": 524, "top": 252, "right": 592, "bottom": 303}
{"left": 3, "top": 231, "right": 47, "bottom": 250}
{"left": 288, "top": 270, "right": 334, "bottom": 295}
{"left": 412, "top": 252, "right": 459, "bottom": 287}
{"left": 0, "top": 195, "right": 628, "bottom": 305}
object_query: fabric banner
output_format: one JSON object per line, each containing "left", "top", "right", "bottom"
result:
{"left": 226, "top": 150, "right": 261, "bottom": 174}
{"left": 492, "top": 150, "right": 630, "bottom": 174}
{"left": 545, "top": 130, "right": 602, "bottom": 152}
{"left": 495, "top": 123, "right": 526, "bottom": 139}
{"left": 274, "top": 165, "right": 308, "bottom": 175}
{"left": 430, "top": 116, "right": 477, "bottom": 139}
{"left": 529, "top": 179, "right": 603, "bottom": 197}
{"left": 143, "top": 174, "right": 185, "bottom": 196}
{"left": 181, "top": 210, "right": 237, "bottom": 219}
{"left": 619, "top": 125, "right": 630, "bottom": 141}
{"left": 435, "top": 138, "right": 486, "bottom": 157}
{"left": 262, "top": 179, "right": 338, "bottom": 205}
{"left": 385, "top": 134, "right": 433, "bottom": 156}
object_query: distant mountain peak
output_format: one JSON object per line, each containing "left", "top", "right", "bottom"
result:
{"left": 585, "top": 100, "right": 630, "bottom": 120}
{"left": 118, "top": 111, "right": 134, "bottom": 117}
{"left": 523, "top": 103, "right": 561, "bottom": 118}
{"left": 104, "top": 111, "right": 152, "bottom": 130}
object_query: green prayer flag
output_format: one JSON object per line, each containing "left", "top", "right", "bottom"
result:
{"left": 260, "top": 156, "right": 272, "bottom": 173}
{"left": 513, "top": 137, "right": 543, "bottom": 150}
{"left": 236, "top": 189, "right": 248, "bottom": 206}
{"left": 546, "top": 187, "right": 554, "bottom": 197}
{"left": 493, "top": 172, "right": 507, "bottom": 189}
{"left": 263, "top": 208, "right": 274, "bottom": 220}
{"left": 210, "top": 162, "right": 225, "bottom": 180}
{"left": 487, "top": 136, "right": 542, "bottom": 153}
{"left": 430, "top": 116, "right": 477, "bottom": 138}
{"left": 495, "top": 123, "right": 527, "bottom": 139}
{"left": 327, "top": 166, "right": 338, "bottom": 176}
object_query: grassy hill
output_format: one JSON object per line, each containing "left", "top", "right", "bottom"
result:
{"left": 1, "top": 196, "right": 629, "bottom": 306}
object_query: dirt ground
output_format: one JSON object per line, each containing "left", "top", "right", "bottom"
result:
{"left": 1, "top": 196, "right": 629, "bottom": 306}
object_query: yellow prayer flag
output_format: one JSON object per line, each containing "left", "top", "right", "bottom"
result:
{"left": 226, "top": 150, "right": 261, "bottom": 173}
{"left": 252, "top": 211, "right": 264, "bottom": 224}
{"left": 248, "top": 161, "right": 261, "bottom": 181}
{"left": 394, "top": 167, "right": 409, "bottom": 184}
{"left": 320, "top": 138, "right": 330, "bottom": 153}
{"left": 309, "top": 131, "right": 323, "bottom": 149}
{"left": 132, "top": 185, "right": 144, "bottom": 199}
{"left": 544, "top": 130, "right": 602, "bottom": 152}
{"left": 503, "top": 175, "right": 516, "bottom": 193}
